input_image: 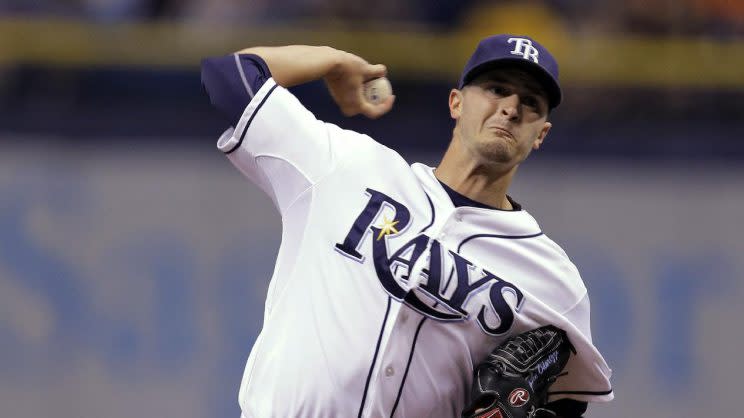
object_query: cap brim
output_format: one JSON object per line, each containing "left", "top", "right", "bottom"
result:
{"left": 460, "top": 58, "right": 562, "bottom": 109}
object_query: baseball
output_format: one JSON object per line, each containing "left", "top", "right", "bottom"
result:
{"left": 363, "top": 77, "right": 392, "bottom": 105}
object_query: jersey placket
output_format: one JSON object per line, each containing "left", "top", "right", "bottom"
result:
{"left": 366, "top": 304, "right": 422, "bottom": 417}
{"left": 366, "top": 209, "right": 465, "bottom": 417}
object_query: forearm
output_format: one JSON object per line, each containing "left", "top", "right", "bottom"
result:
{"left": 201, "top": 44, "right": 392, "bottom": 123}
{"left": 236, "top": 45, "right": 344, "bottom": 88}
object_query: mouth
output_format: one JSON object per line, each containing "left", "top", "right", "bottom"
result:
{"left": 487, "top": 126, "right": 515, "bottom": 140}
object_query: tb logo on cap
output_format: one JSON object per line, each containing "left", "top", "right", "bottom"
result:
{"left": 508, "top": 38, "right": 539, "bottom": 63}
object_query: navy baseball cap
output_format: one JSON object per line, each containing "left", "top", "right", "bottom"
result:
{"left": 458, "top": 34, "right": 562, "bottom": 109}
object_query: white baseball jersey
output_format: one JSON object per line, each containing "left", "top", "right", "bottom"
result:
{"left": 217, "top": 78, "right": 613, "bottom": 418}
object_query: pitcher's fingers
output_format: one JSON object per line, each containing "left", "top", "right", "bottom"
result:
{"left": 364, "top": 64, "right": 387, "bottom": 80}
{"left": 363, "top": 95, "right": 396, "bottom": 119}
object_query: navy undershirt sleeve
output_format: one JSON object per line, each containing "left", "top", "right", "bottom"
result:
{"left": 200, "top": 53, "right": 272, "bottom": 125}
{"left": 545, "top": 399, "right": 588, "bottom": 417}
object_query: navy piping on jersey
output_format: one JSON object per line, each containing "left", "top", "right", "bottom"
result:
{"left": 358, "top": 296, "right": 393, "bottom": 418}
{"left": 549, "top": 389, "right": 614, "bottom": 396}
{"left": 457, "top": 232, "right": 544, "bottom": 253}
{"left": 420, "top": 192, "right": 436, "bottom": 234}
{"left": 223, "top": 83, "right": 278, "bottom": 154}
{"left": 389, "top": 316, "right": 427, "bottom": 417}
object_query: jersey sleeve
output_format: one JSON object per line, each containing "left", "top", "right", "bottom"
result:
{"left": 202, "top": 52, "right": 368, "bottom": 214}
{"left": 214, "top": 77, "right": 368, "bottom": 214}
{"left": 545, "top": 291, "right": 614, "bottom": 404}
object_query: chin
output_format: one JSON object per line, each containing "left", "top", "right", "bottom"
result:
{"left": 477, "top": 138, "right": 515, "bottom": 164}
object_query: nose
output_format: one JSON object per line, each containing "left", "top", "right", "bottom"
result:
{"left": 499, "top": 94, "right": 520, "bottom": 121}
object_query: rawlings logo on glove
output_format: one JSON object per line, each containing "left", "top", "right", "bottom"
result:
{"left": 462, "top": 325, "right": 575, "bottom": 418}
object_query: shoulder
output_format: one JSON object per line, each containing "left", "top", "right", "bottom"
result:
{"left": 528, "top": 224, "right": 584, "bottom": 284}
{"left": 521, "top": 224, "right": 588, "bottom": 310}
{"left": 539, "top": 233, "right": 582, "bottom": 277}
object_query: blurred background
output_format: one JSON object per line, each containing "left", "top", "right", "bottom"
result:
{"left": 1, "top": 1, "right": 743, "bottom": 417}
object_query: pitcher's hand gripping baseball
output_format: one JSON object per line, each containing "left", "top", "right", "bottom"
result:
{"left": 462, "top": 325, "right": 575, "bottom": 418}
{"left": 323, "top": 51, "right": 395, "bottom": 119}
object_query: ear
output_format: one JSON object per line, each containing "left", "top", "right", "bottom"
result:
{"left": 532, "top": 121, "right": 552, "bottom": 150}
{"left": 449, "top": 88, "right": 463, "bottom": 120}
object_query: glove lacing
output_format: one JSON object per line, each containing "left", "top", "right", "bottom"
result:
{"left": 504, "top": 330, "right": 551, "bottom": 361}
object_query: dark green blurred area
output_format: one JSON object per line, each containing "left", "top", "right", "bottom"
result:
{"left": 1, "top": 1, "right": 743, "bottom": 158}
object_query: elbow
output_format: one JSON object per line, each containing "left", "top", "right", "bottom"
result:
{"left": 200, "top": 55, "right": 251, "bottom": 125}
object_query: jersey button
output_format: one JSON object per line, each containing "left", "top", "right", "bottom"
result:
{"left": 385, "top": 366, "right": 395, "bottom": 377}
{"left": 455, "top": 214, "right": 462, "bottom": 222}
{"left": 400, "top": 312, "right": 408, "bottom": 323}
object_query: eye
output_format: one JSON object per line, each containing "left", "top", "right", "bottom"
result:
{"left": 522, "top": 95, "right": 539, "bottom": 109}
{"left": 489, "top": 85, "right": 509, "bottom": 97}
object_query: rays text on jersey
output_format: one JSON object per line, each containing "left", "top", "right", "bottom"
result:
{"left": 335, "top": 188, "right": 525, "bottom": 336}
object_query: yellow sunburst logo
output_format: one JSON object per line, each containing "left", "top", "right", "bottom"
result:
{"left": 376, "top": 215, "right": 400, "bottom": 241}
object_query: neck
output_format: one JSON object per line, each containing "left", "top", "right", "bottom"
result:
{"left": 434, "top": 137, "right": 518, "bottom": 210}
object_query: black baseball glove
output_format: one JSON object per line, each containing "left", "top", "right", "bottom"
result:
{"left": 462, "top": 325, "right": 575, "bottom": 418}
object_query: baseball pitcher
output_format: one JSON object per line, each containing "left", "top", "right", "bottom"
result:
{"left": 201, "top": 34, "right": 613, "bottom": 417}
